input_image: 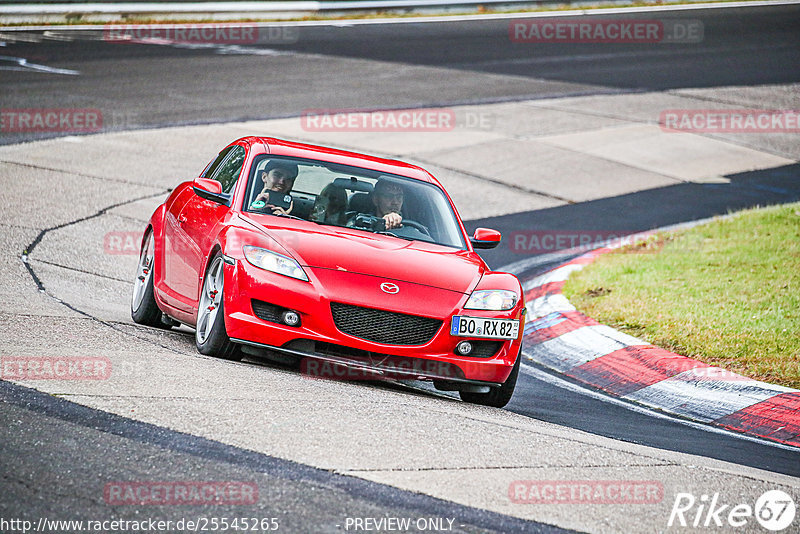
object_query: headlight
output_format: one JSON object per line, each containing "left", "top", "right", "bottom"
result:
{"left": 243, "top": 245, "right": 308, "bottom": 281}
{"left": 465, "top": 290, "right": 517, "bottom": 311}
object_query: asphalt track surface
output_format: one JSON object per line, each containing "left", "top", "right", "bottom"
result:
{"left": 2, "top": 4, "right": 799, "bottom": 145}
{"left": 0, "top": 380, "right": 557, "bottom": 533}
{"left": 1, "top": 3, "right": 800, "bottom": 531}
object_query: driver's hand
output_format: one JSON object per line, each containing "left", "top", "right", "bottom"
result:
{"left": 271, "top": 200, "right": 293, "bottom": 216}
{"left": 383, "top": 212, "right": 402, "bottom": 230}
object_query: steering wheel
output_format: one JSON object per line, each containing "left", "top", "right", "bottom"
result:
{"left": 398, "top": 218, "right": 430, "bottom": 235}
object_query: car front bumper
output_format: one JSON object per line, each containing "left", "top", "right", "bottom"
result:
{"left": 223, "top": 258, "right": 524, "bottom": 385}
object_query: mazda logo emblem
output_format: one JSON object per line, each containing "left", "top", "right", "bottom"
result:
{"left": 380, "top": 282, "right": 399, "bottom": 294}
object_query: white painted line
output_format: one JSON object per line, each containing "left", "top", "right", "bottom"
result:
{"left": 0, "top": 31, "right": 42, "bottom": 43}
{"left": 42, "top": 30, "right": 74, "bottom": 42}
{"left": 520, "top": 362, "right": 800, "bottom": 452}
{"left": 143, "top": 40, "right": 287, "bottom": 56}
{"left": 0, "top": 55, "right": 79, "bottom": 75}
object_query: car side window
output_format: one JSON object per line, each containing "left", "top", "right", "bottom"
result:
{"left": 202, "top": 146, "right": 232, "bottom": 179}
{"left": 209, "top": 145, "right": 246, "bottom": 194}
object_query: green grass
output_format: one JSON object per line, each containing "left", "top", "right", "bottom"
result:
{"left": 562, "top": 203, "right": 800, "bottom": 390}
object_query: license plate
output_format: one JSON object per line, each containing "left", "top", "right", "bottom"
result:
{"left": 450, "top": 316, "right": 519, "bottom": 340}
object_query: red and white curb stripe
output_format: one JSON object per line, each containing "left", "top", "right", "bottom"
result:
{"left": 520, "top": 247, "right": 800, "bottom": 448}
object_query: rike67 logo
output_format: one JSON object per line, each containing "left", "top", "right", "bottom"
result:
{"left": 668, "top": 490, "right": 796, "bottom": 531}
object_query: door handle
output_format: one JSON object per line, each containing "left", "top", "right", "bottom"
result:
{"left": 178, "top": 215, "right": 187, "bottom": 224}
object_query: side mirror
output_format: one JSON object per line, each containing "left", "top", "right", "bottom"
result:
{"left": 192, "top": 178, "right": 229, "bottom": 206}
{"left": 470, "top": 228, "right": 501, "bottom": 249}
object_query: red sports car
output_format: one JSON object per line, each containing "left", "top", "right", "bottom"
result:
{"left": 131, "top": 137, "right": 525, "bottom": 407}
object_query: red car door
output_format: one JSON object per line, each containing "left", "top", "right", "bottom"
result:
{"left": 162, "top": 185, "right": 198, "bottom": 312}
{"left": 168, "top": 145, "right": 246, "bottom": 311}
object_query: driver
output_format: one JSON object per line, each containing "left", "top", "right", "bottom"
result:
{"left": 371, "top": 179, "right": 404, "bottom": 230}
{"left": 253, "top": 161, "right": 298, "bottom": 216}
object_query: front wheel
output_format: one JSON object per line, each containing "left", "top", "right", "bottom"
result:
{"left": 195, "top": 254, "right": 242, "bottom": 361}
{"left": 460, "top": 348, "right": 521, "bottom": 408}
{"left": 131, "top": 230, "right": 165, "bottom": 327}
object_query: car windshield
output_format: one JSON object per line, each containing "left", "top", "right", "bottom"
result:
{"left": 243, "top": 156, "right": 466, "bottom": 249}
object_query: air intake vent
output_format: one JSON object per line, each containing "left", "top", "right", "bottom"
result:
{"left": 468, "top": 340, "right": 504, "bottom": 358}
{"left": 252, "top": 300, "right": 283, "bottom": 323}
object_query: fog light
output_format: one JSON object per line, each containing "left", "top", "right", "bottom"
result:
{"left": 455, "top": 341, "right": 473, "bottom": 356}
{"left": 281, "top": 310, "right": 301, "bottom": 327}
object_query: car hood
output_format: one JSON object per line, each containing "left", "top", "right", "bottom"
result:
{"left": 240, "top": 213, "right": 484, "bottom": 294}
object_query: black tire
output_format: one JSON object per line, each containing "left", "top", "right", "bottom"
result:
{"left": 131, "top": 230, "right": 165, "bottom": 327}
{"left": 460, "top": 348, "right": 521, "bottom": 408}
{"left": 195, "top": 254, "right": 242, "bottom": 361}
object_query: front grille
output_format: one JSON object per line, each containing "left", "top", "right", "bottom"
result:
{"left": 330, "top": 302, "right": 442, "bottom": 345}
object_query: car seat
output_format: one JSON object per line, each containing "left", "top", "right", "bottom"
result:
{"left": 348, "top": 192, "right": 374, "bottom": 214}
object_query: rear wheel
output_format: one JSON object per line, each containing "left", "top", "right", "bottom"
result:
{"left": 131, "top": 230, "right": 165, "bottom": 327}
{"left": 460, "top": 348, "right": 521, "bottom": 408}
{"left": 196, "top": 254, "right": 242, "bottom": 361}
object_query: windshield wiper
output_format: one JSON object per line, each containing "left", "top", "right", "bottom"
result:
{"left": 376, "top": 230, "right": 403, "bottom": 239}
{"left": 274, "top": 212, "right": 304, "bottom": 221}
{"left": 376, "top": 230, "right": 427, "bottom": 243}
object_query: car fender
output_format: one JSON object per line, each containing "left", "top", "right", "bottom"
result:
{"left": 472, "top": 271, "right": 523, "bottom": 296}
{"left": 226, "top": 215, "right": 296, "bottom": 262}
{"left": 208, "top": 222, "right": 296, "bottom": 332}
{"left": 205, "top": 222, "right": 292, "bottom": 304}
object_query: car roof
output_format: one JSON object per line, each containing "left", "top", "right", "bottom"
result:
{"left": 239, "top": 136, "right": 437, "bottom": 185}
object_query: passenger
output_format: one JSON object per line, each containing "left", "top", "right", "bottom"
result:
{"left": 310, "top": 183, "right": 348, "bottom": 225}
{"left": 253, "top": 161, "right": 298, "bottom": 216}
